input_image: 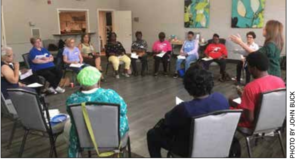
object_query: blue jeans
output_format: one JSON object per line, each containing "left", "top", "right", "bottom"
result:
{"left": 175, "top": 54, "right": 198, "bottom": 72}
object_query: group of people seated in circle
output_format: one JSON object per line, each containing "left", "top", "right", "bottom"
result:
{"left": 1, "top": 19, "right": 285, "bottom": 158}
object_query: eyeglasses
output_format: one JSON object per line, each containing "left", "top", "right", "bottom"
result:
{"left": 247, "top": 36, "right": 254, "bottom": 39}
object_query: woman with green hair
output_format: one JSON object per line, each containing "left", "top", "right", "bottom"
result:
{"left": 66, "top": 66, "right": 129, "bottom": 157}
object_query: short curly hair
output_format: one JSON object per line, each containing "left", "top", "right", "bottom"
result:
{"left": 183, "top": 64, "right": 214, "bottom": 97}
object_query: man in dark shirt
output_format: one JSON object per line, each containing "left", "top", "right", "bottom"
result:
{"left": 131, "top": 31, "right": 148, "bottom": 76}
{"left": 147, "top": 64, "right": 229, "bottom": 157}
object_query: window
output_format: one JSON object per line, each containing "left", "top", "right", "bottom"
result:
{"left": 58, "top": 9, "right": 89, "bottom": 34}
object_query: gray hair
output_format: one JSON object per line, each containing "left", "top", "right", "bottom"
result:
{"left": 1, "top": 46, "right": 13, "bottom": 56}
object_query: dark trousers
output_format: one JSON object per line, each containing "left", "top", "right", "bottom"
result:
{"left": 36, "top": 67, "right": 62, "bottom": 89}
{"left": 131, "top": 55, "right": 148, "bottom": 74}
{"left": 202, "top": 58, "right": 227, "bottom": 77}
{"left": 154, "top": 54, "right": 170, "bottom": 73}
{"left": 147, "top": 128, "right": 171, "bottom": 158}
{"left": 236, "top": 61, "right": 251, "bottom": 84}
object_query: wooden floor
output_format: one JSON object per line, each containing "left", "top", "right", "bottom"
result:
{"left": 1, "top": 57, "right": 286, "bottom": 158}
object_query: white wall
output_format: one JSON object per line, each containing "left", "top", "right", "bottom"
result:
{"left": 2, "top": 0, "right": 120, "bottom": 61}
{"left": 120, "top": 0, "right": 286, "bottom": 60}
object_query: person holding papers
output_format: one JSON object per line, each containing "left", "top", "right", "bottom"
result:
{"left": 147, "top": 64, "right": 229, "bottom": 157}
{"left": 152, "top": 32, "right": 172, "bottom": 77}
{"left": 66, "top": 66, "right": 129, "bottom": 157}
{"left": 1, "top": 47, "right": 39, "bottom": 99}
{"left": 29, "top": 38, "right": 65, "bottom": 94}
{"left": 63, "top": 38, "right": 85, "bottom": 73}
{"left": 105, "top": 32, "right": 131, "bottom": 79}
{"left": 229, "top": 52, "right": 285, "bottom": 129}
{"left": 203, "top": 34, "right": 229, "bottom": 82}
{"left": 234, "top": 32, "right": 259, "bottom": 85}
{"left": 131, "top": 31, "right": 148, "bottom": 77}
{"left": 173, "top": 31, "right": 199, "bottom": 78}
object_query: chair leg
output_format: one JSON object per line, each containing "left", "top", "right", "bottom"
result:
{"left": 106, "top": 63, "right": 109, "bottom": 75}
{"left": 49, "top": 135, "right": 57, "bottom": 157}
{"left": 277, "top": 130, "right": 286, "bottom": 157}
{"left": 18, "top": 130, "right": 29, "bottom": 158}
{"left": 88, "top": 151, "right": 92, "bottom": 158}
{"left": 7, "top": 120, "right": 18, "bottom": 149}
{"left": 49, "top": 135, "right": 58, "bottom": 158}
{"left": 127, "top": 137, "right": 132, "bottom": 158}
{"left": 246, "top": 137, "right": 252, "bottom": 158}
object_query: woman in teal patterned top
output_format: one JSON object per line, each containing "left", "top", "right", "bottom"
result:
{"left": 230, "top": 20, "right": 284, "bottom": 78}
{"left": 66, "top": 66, "right": 129, "bottom": 157}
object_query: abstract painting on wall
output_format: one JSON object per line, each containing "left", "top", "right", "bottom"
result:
{"left": 184, "top": 0, "right": 210, "bottom": 28}
{"left": 232, "top": 0, "right": 265, "bottom": 28}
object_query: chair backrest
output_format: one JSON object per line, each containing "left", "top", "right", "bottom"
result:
{"left": 7, "top": 88, "right": 48, "bottom": 132}
{"left": 253, "top": 89, "right": 286, "bottom": 134}
{"left": 1, "top": 92, "right": 18, "bottom": 118}
{"left": 190, "top": 109, "right": 242, "bottom": 158}
{"left": 68, "top": 102, "right": 120, "bottom": 149}
{"left": 22, "top": 53, "right": 30, "bottom": 69}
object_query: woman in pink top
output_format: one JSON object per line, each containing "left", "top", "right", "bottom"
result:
{"left": 152, "top": 32, "right": 172, "bottom": 76}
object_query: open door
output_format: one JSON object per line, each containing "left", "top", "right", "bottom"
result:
{"left": 113, "top": 11, "right": 132, "bottom": 53}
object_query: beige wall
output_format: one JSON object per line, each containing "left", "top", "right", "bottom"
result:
{"left": 3, "top": 0, "right": 286, "bottom": 61}
{"left": 120, "top": 0, "right": 286, "bottom": 60}
{"left": 2, "top": 0, "right": 120, "bottom": 61}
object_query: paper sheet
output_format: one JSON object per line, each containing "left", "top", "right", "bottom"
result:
{"left": 156, "top": 52, "right": 166, "bottom": 58}
{"left": 233, "top": 98, "right": 241, "bottom": 104}
{"left": 202, "top": 57, "right": 213, "bottom": 61}
{"left": 48, "top": 109, "right": 60, "bottom": 119}
{"left": 176, "top": 97, "right": 184, "bottom": 105}
{"left": 27, "top": 83, "right": 43, "bottom": 88}
{"left": 70, "top": 63, "right": 84, "bottom": 68}
{"left": 177, "top": 55, "right": 186, "bottom": 60}
{"left": 20, "top": 69, "right": 33, "bottom": 80}
{"left": 131, "top": 53, "right": 139, "bottom": 59}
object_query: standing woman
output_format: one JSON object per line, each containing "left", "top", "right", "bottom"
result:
{"left": 230, "top": 20, "right": 284, "bottom": 77}
{"left": 63, "top": 38, "right": 84, "bottom": 73}
{"left": 105, "top": 32, "right": 131, "bottom": 79}
{"left": 78, "top": 34, "right": 103, "bottom": 71}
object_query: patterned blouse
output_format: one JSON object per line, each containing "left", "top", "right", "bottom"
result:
{"left": 105, "top": 41, "right": 126, "bottom": 57}
{"left": 131, "top": 39, "right": 148, "bottom": 52}
{"left": 66, "top": 88, "right": 129, "bottom": 158}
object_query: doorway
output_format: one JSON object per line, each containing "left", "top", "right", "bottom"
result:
{"left": 98, "top": 10, "right": 114, "bottom": 53}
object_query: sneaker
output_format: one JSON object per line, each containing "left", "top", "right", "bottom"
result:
{"left": 55, "top": 86, "right": 65, "bottom": 94}
{"left": 116, "top": 74, "right": 120, "bottom": 79}
{"left": 47, "top": 87, "right": 57, "bottom": 94}
{"left": 173, "top": 73, "right": 178, "bottom": 79}
{"left": 163, "top": 72, "right": 168, "bottom": 76}
{"left": 124, "top": 73, "right": 130, "bottom": 78}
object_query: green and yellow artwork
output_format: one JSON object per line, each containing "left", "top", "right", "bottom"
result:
{"left": 232, "top": 0, "right": 265, "bottom": 28}
{"left": 184, "top": 0, "right": 210, "bottom": 28}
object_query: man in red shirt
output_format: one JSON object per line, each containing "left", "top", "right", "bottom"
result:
{"left": 203, "top": 34, "right": 229, "bottom": 81}
{"left": 230, "top": 52, "right": 285, "bottom": 129}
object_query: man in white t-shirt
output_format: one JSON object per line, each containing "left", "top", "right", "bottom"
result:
{"left": 235, "top": 31, "right": 259, "bottom": 85}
